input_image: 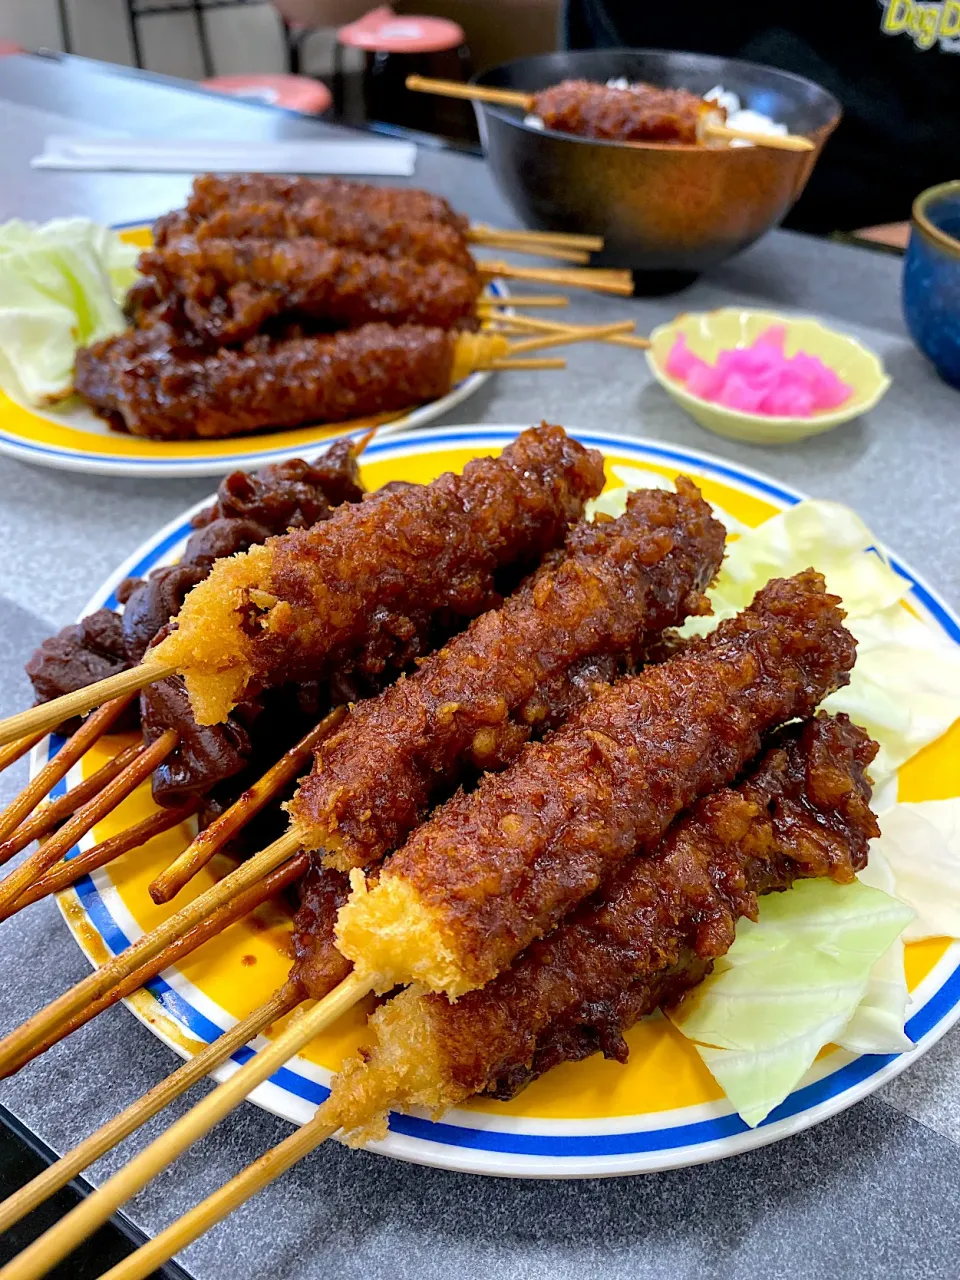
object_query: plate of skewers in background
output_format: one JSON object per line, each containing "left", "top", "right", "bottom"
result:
{"left": 0, "top": 222, "right": 510, "bottom": 480}
{"left": 26, "top": 424, "right": 960, "bottom": 1179}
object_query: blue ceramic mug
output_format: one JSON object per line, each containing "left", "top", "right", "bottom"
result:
{"left": 903, "top": 180, "right": 960, "bottom": 390}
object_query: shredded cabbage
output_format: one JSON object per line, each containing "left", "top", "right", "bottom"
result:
{"left": 0, "top": 218, "right": 138, "bottom": 406}
{"left": 667, "top": 880, "right": 914, "bottom": 1126}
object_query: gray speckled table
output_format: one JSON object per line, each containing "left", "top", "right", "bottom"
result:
{"left": 2, "top": 51, "right": 960, "bottom": 1280}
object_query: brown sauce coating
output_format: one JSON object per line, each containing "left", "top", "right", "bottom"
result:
{"left": 385, "top": 570, "right": 858, "bottom": 989}
{"left": 170, "top": 201, "right": 477, "bottom": 273}
{"left": 290, "top": 863, "right": 354, "bottom": 1000}
{"left": 181, "top": 174, "right": 467, "bottom": 233}
{"left": 254, "top": 425, "right": 605, "bottom": 695}
{"left": 419, "top": 714, "right": 879, "bottom": 1099}
{"left": 289, "top": 478, "right": 725, "bottom": 868}
{"left": 534, "top": 79, "right": 716, "bottom": 144}
{"left": 75, "top": 323, "right": 458, "bottom": 440}
{"left": 140, "top": 237, "right": 481, "bottom": 345}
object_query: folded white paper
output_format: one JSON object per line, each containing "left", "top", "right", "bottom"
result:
{"left": 31, "top": 136, "right": 417, "bottom": 177}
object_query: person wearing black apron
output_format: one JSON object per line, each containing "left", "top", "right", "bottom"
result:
{"left": 561, "top": 1, "right": 959, "bottom": 234}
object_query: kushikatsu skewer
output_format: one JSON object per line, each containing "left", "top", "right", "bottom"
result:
{"left": 0, "top": 426, "right": 606, "bottom": 744}
{"left": 89, "top": 715, "right": 879, "bottom": 1280}
{"left": 406, "top": 75, "right": 816, "bottom": 152}
{"left": 0, "top": 704, "right": 873, "bottom": 1280}
{"left": 176, "top": 173, "right": 605, "bottom": 252}
{"left": 2, "top": 472, "right": 713, "bottom": 1063}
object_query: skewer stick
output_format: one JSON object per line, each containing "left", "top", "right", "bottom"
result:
{"left": 0, "top": 971, "right": 373, "bottom": 1280}
{"left": 0, "top": 827, "right": 302, "bottom": 1078}
{"left": 481, "top": 260, "right": 634, "bottom": 296}
{"left": 0, "top": 740, "right": 144, "bottom": 867}
{"left": 0, "top": 985, "right": 301, "bottom": 1235}
{"left": 471, "top": 225, "right": 604, "bottom": 253}
{"left": 7, "top": 853, "right": 310, "bottom": 1074}
{"left": 476, "top": 294, "right": 569, "bottom": 309}
{"left": 490, "top": 311, "right": 652, "bottom": 351}
{"left": 0, "top": 801, "right": 200, "bottom": 924}
{"left": 150, "top": 706, "right": 347, "bottom": 905}
{"left": 406, "top": 75, "right": 532, "bottom": 110}
{"left": 702, "top": 121, "right": 815, "bottom": 152}
{"left": 98, "top": 1109, "right": 340, "bottom": 1280}
{"left": 0, "top": 694, "right": 137, "bottom": 841}
{"left": 473, "top": 237, "right": 591, "bottom": 264}
{"left": 0, "top": 729, "right": 179, "bottom": 915}
{"left": 0, "top": 730, "right": 47, "bottom": 776}
{"left": 489, "top": 357, "right": 566, "bottom": 370}
{"left": 0, "top": 662, "right": 175, "bottom": 750}
{"left": 506, "top": 319, "right": 636, "bottom": 355}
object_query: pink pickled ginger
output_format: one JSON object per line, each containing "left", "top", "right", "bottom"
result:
{"left": 665, "top": 327, "right": 853, "bottom": 417}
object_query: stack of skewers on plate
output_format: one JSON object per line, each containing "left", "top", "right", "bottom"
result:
{"left": 72, "top": 175, "right": 642, "bottom": 441}
{"left": 0, "top": 423, "right": 883, "bottom": 1279}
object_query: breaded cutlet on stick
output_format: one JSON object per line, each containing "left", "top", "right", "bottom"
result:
{"left": 75, "top": 324, "right": 510, "bottom": 441}
{"left": 326, "top": 713, "right": 879, "bottom": 1142}
{"left": 180, "top": 173, "right": 467, "bottom": 233}
{"left": 148, "top": 425, "right": 604, "bottom": 726}
{"left": 336, "top": 570, "right": 858, "bottom": 997}
{"left": 288, "top": 478, "right": 725, "bottom": 872}
{"left": 140, "top": 237, "right": 484, "bottom": 345}
{"left": 155, "top": 478, "right": 723, "bottom": 901}
{"left": 156, "top": 202, "right": 478, "bottom": 272}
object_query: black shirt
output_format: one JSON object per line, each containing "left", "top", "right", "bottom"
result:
{"left": 562, "top": 0, "right": 959, "bottom": 233}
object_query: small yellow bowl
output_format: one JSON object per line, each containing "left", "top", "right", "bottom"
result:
{"left": 646, "top": 308, "right": 891, "bottom": 445}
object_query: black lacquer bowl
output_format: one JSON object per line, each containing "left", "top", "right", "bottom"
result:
{"left": 472, "top": 48, "right": 841, "bottom": 289}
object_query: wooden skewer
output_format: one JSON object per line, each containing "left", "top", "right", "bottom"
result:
{"left": 703, "top": 121, "right": 815, "bottom": 152}
{"left": 490, "top": 356, "right": 566, "bottom": 370}
{"left": 5, "top": 853, "right": 310, "bottom": 1075}
{"left": 0, "top": 662, "right": 175, "bottom": 750}
{"left": 490, "top": 311, "right": 652, "bottom": 351}
{"left": 472, "top": 225, "right": 604, "bottom": 252}
{"left": 98, "top": 1108, "right": 340, "bottom": 1280}
{"left": 0, "top": 693, "right": 137, "bottom": 841}
{"left": 506, "top": 319, "right": 636, "bottom": 355}
{"left": 473, "top": 237, "right": 591, "bottom": 265}
{"left": 150, "top": 706, "right": 347, "bottom": 905}
{"left": 476, "top": 293, "right": 569, "bottom": 309}
{"left": 0, "top": 801, "right": 200, "bottom": 924}
{"left": 0, "top": 730, "right": 47, "bottom": 777}
{"left": 0, "top": 826, "right": 302, "bottom": 1077}
{"left": 0, "top": 740, "right": 144, "bottom": 867}
{"left": 0, "top": 729, "right": 179, "bottom": 915}
{"left": 0, "top": 985, "right": 301, "bottom": 1235}
{"left": 406, "top": 75, "right": 816, "bottom": 153}
{"left": 481, "top": 260, "right": 634, "bottom": 297}
{"left": 0, "top": 970, "right": 373, "bottom": 1280}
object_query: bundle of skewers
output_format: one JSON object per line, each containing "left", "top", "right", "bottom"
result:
{"left": 73, "top": 174, "right": 642, "bottom": 441}
{"left": 0, "top": 424, "right": 878, "bottom": 1280}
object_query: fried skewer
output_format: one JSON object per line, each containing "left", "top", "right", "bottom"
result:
{"left": 406, "top": 75, "right": 816, "bottom": 152}
{"left": 0, "top": 427, "right": 605, "bottom": 745}
{"left": 154, "top": 478, "right": 722, "bottom": 900}
{"left": 0, "top": 574, "right": 857, "bottom": 1280}
{"left": 102, "top": 716, "right": 877, "bottom": 1280}
{"left": 336, "top": 571, "right": 857, "bottom": 996}
{"left": 2, "top": 711, "right": 876, "bottom": 1280}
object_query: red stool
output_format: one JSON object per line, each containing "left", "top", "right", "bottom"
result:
{"left": 334, "top": 6, "right": 475, "bottom": 139}
{"left": 202, "top": 73, "right": 332, "bottom": 115}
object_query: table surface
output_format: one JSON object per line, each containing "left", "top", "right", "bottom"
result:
{"left": 2, "top": 51, "right": 960, "bottom": 1280}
